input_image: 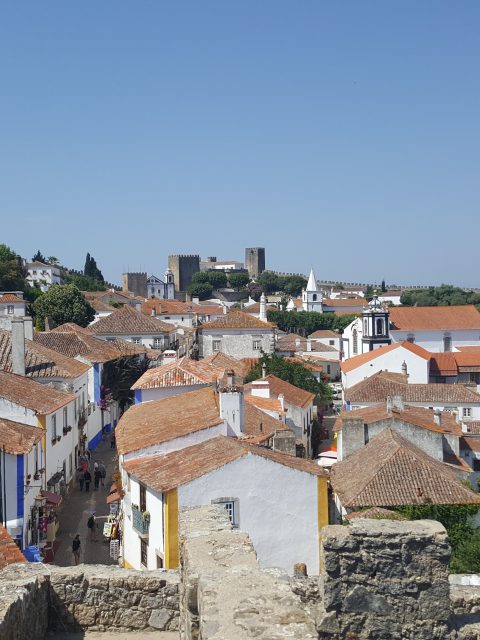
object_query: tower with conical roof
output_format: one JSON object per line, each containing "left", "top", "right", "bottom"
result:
{"left": 302, "top": 268, "right": 323, "bottom": 312}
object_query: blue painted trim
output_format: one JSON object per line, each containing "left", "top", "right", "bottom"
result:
{"left": 94, "top": 364, "right": 101, "bottom": 404}
{"left": 88, "top": 430, "right": 103, "bottom": 451}
{"left": 17, "top": 455, "right": 24, "bottom": 520}
{"left": 104, "top": 422, "right": 111, "bottom": 434}
{"left": 134, "top": 389, "right": 142, "bottom": 404}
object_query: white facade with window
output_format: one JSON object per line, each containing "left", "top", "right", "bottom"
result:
{"left": 26, "top": 262, "right": 64, "bottom": 292}
{"left": 200, "top": 329, "right": 274, "bottom": 359}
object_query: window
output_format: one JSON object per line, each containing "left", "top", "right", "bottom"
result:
{"left": 363, "top": 424, "right": 369, "bottom": 444}
{"left": 376, "top": 318, "right": 384, "bottom": 335}
{"left": 473, "top": 459, "right": 480, "bottom": 472}
{"left": 364, "top": 319, "right": 368, "bottom": 334}
{"left": 212, "top": 498, "right": 239, "bottom": 527}
{"left": 52, "top": 414, "right": 57, "bottom": 439}
{"left": 139, "top": 484, "right": 147, "bottom": 512}
{"left": 352, "top": 329, "right": 358, "bottom": 355}
{"left": 463, "top": 408, "right": 472, "bottom": 418}
{"left": 212, "top": 340, "right": 221, "bottom": 352}
{"left": 329, "top": 340, "right": 335, "bottom": 345}
{"left": 327, "top": 364, "right": 331, "bottom": 375}
{"left": 312, "top": 294, "right": 317, "bottom": 301}
{"left": 63, "top": 407, "right": 68, "bottom": 429}
{"left": 253, "top": 340, "right": 261, "bottom": 350}
{"left": 153, "top": 337, "right": 163, "bottom": 348}
{"left": 444, "top": 335, "right": 452, "bottom": 352}
{"left": 7, "top": 305, "right": 14, "bottom": 314}
{"left": 140, "top": 539, "right": 148, "bottom": 567}
{"left": 132, "top": 337, "right": 141, "bottom": 344}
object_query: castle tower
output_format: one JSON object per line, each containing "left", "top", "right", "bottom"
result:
{"left": 168, "top": 255, "right": 200, "bottom": 292}
{"left": 122, "top": 272, "right": 147, "bottom": 298}
{"left": 164, "top": 268, "right": 175, "bottom": 300}
{"left": 361, "top": 292, "right": 391, "bottom": 352}
{"left": 302, "top": 268, "right": 323, "bottom": 312}
{"left": 245, "top": 247, "right": 265, "bottom": 278}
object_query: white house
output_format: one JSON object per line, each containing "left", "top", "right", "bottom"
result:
{"left": 26, "top": 262, "right": 64, "bottom": 292}
{"left": 340, "top": 341, "right": 431, "bottom": 390}
{"left": 146, "top": 269, "right": 175, "bottom": 300}
{"left": 308, "top": 330, "right": 342, "bottom": 352}
{"left": 122, "top": 436, "right": 327, "bottom": 573}
{"left": 198, "top": 311, "right": 275, "bottom": 359}
{"left": 0, "top": 292, "right": 27, "bottom": 317}
{"left": 0, "top": 369, "right": 76, "bottom": 551}
{"left": 378, "top": 290, "right": 402, "bottom": 306}
{"left": 88, "top": 305, "right": 176, "bottom": 350}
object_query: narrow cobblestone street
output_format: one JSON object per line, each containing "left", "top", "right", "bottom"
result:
{"left": 53, "top": 437, "right": 118, "bottom": 567}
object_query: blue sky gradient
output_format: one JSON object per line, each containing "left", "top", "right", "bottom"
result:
{"left": 1, "top": 2, "right": 479, "bottom": 286}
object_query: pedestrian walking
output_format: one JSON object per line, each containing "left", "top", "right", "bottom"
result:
{"left": 98, "top": 462, "right": 106, "bottom": 488}
{"left": 72, "top": 534, "right": 81, "bottom": 564}
{"left": 84, "top": 469, "right": 92, "bottom": 492}
{"left": 94, "top": 467, "right": 101, "bottom": 491}
{"left": 110, "top": 431, "right": 116, "bottom": 450}
{"left": 87, "top": 513, "right": 97, "bottom": 541}
{"left": 76, "top": 468, "right": 84, "bottom": 491}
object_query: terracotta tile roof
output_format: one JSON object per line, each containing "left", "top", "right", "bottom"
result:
{"left": 285, "top": 357, "right": 323, "bottom": 373}
{"left": 443, "top": 452, "right": 473, "bottom": 473}
{"left": 131, "top": 357, "right": 220, "bottom": 390}
{"left": 27, "top": 261, "right": 51, "bottom": 268}
{"left": 341, "top": 341, "right": 431, "bottom": 373}
{"left": 88, "top": 305, "right": 176, "bottom": 336}
{"left": 462, "top": 421, "right": 480, "bottom": 435}
{"left": 345, "top": 507, "right": 406, "bottom": 521}
{"left": 346, "top": 371, "right": 480, "bottom": 404}
{"left": 308, "top": 330, "right": 340, "bottom": 339}
{"left": 123, "top": 435, "right": 326, "bottom": 493}
{"left": 331, "top": 429, "right": 480, "bottom": 507}
{"left": 460, "top": 437, "right": 480, "bottom": 454}
{"left": 141, "top": 299, "right": 194, "bottom": 317}
{"left": 453, "top": 350, "right": 480, "bottom": 372}
{"left": 0, "top": 329, "right": 90, "bottom": 379}
{"left": 0, "top": 525, "right": 26, "bottom": 568}
{"left": 275, "top": 334, "right": 306, "bottom": 349}
{"left": 0, "top": 293, "right": 24, "bottom": 303}
{"left": 116, "top": 387, "right": 222, "bottom": 455}
{"left": 323, "top": 298, "right": 367, "bottom": 308}
{"left": 202, "top": 352, "right": 252, "bottom": 378}
{"left": 243, "top": 302, "right": 277, "bottom": 314}
{"left": 34, "top": 324, "right": 126, "bottom": 363}
{"left": 0, "top": 417, "right": 43, "bottom": 454}
{"left": 430, "top": 353, "right": 458, "bottom": 377}
{"left": 0, "top": 370, "right": 74, "bottom": 414}
{"left": 87, "top": 298, "right": 117, "bottom": 313}
{"left": 263, "top": 374, "right": 315, "bottom": 408}
{"left": 199, "top": 310, "right": 275, "bottom": 330}
{"left": 244, "top": 394, "right": 285, "bottom": 414}
{"left": 334, "top": 402, "right": 462, "bottom": 435}
{"left": 389, "top": 305, "right": 480, "bottom": 331}
{"left": 243, "top": 402, "right": 287, "bottom": 437}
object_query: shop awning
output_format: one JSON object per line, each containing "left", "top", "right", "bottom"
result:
{"left": 106, "top": 491, "right": 120, "bottom": 504}
{"left": 40, "top": 490, "right": 63, "bottom": 506}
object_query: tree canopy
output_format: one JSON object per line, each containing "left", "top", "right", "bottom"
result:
{"left": 256, "top": 271, "right": 308, "bottom": 296}
{"left": 33, "top": 284, "right": 95, "bottom": 329}
{"left": 83, "top": 253, "right": 104, "bottom": 281}
{"left": 65, "top": 272, "right": 107, "bottom": 292}
{"left": 228, "top": 272, "right": 250, "bottom": 290}
{"left": 0, "top": 244, "right": 17, "bottom": 263}
{"left": 245, "top": 353, "right": 332, "bottom": 404}
{"left": 400, "top": 285, "right": 480, "bottom": 307}
{"left": 186, "top": 281, "right": 214, "bottom": 300}
{"left": 0, "top": 244, "right": 25, "bottom": 291}
{"left": 267, "top": 309, "right": 357, "bottom": 335}
{"left": 32, "top": 250, "right": 46, "bottom": 263}
{"left": 191, "top": 270, "right": 228, "bottom": 289}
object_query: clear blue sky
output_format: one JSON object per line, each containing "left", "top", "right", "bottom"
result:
{"left": 1, "top": 2, "right": 479, "bottom": 287}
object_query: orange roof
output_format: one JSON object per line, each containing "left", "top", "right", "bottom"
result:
{"left": 308, "top": 330, "right": 340, "bottom": 338}
{"left": 0, "top": 293, "right": 24, "bottom": 303}
{"left": 141, "top": 299, "right": 193, "bottom": 316}
{"left": 429, "top": 352, "right": 458, "bottom": 376}
{"left": 0, "top": 417, "right": 43, "bottom": 454}
{"left": 202, "top": 352, "right": 252, "bottom": 378}
{"left": 0, "top": 525, "right": 26, "bottom": 568}
{"left": 200, "top": 311, "right": 275, "bottom": 330}
{"left": 243, "top": 402, "right": 287, "bottom": 438}
{"left": 0, "top": 370, "right": 74, "bottom": 414}
{"left": 88, "top": 305, "right": 176, "bottom": 335}
{"left": 323, "top": 298, "right": 367, "bottom": 307}
{"left": 116, "top": 387, "right": 222, "bottom": 455}
{"left": 123, "top": 435, "right": 326, "bottom": 493}
{"left": 244, "top": 395, "right": 285, "bottom": 414}
{"left": 341, "top": 341, "right": 431, "bottom": 373}
{"left": 263, "top": 374, "right": 315, "bottom": 408}
{"left": 132, "top": 357, "right": 220, "bottom": 390}
{"left": 390, "top": 305, "right": 480, "bottom": 331}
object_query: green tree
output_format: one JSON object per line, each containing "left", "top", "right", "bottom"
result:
{"left": 65, "top": 273, "right": 107, "bottom": 292}
{"left": 101, "top": 355, "right": 149, "bottom": 413}
{"left": 381, "top": 279, "right": 387, "bottom": 293}
{"left": 282, "top": 275, "right": 308, "bottom": 296}
{"left": 245, "top": 353, "right": 332, "bottom": 404}
{"left": 32, "top": 250, "right": 46, "bottom": 263}
{"left": 228, "top": 272, "right": 250, "bottom": 290}
{"left": 0, "top": 244, "right": 17, "bottom": 262}
{"left": 257, "top": 271, "right": 280, "bottom": 294}
{"left": 83, "top": 253, "right": 104, "bottom": 281}
{"left": 47, "top": 256, "right": 59, "bottom": 265}
{"left": 400, "top": 285, "right": 480, "bottom": 307}
{"left": 364, "top": 285, "right": 375, "bottom": 301}
{"left": 267, "top": 309, "right": 357, "bottom": 335}
{"left": 33, "top": 284, "right": 95, "bottom": 329}
{"left": 191, "top": 272, "right": 211, "bottom": 284}
{"left": 205, "top": 271, "right": 228, "bottom": 289}
{"left": 186, "top": 282, "right": 214, "bottom": 300}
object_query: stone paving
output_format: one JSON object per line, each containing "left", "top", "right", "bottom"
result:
{"left": 53, "top": 437, "right": 118, "bottom": 567}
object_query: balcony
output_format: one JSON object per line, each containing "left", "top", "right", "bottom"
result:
{"left": 132, "top": 505, "right": 150, "bottom": 536}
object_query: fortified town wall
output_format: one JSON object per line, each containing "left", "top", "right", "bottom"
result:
{"left": 1, "top": 506, "right": 480, "bottom": 639}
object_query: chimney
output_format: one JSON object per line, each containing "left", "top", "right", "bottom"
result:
{"left": 278, "top": 393, "right": 285, "bottom": 414}
{"left": 433, "top": 409, "right": 442, "bottom": 426}
{"left": 306, "top": 339, "right": 312, "bottom": 352}
{"left": 391, "top": 395, "right": 404, "bottom": 412}
{"left": 222, "top": 303, "right": 227, "bottom": 315}
{"left": 386, "top": 396, "right": 392, "bottom": 412}
{"left": 401, "top": 361, "right": 408, "bottom": 377}
{"left": 218, "top": 370, "right": 244, "bottom": 437}
{"left": 262, "top": 363, "right": 267, "bottom": 379}
{"left": 23, "top": 317, "right": 33, "bottom": 341}
{"left": 192, "top": 297, "right": 200, "bottom": 305}
{"left": 151, "top": 309, "right": 155, "bottom": 316}
{"left": 250, "top": 379, "right": 270, "bottom": 398}
{"left": 11, "top": 318, "right": 26, "bottom": 376}
{"left": 259, "top": 293, "right": 267, "bottom": 322}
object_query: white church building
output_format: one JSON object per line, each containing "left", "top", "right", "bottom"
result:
{"left": 147, "top": 269, "right": 175, "bottom": 300}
